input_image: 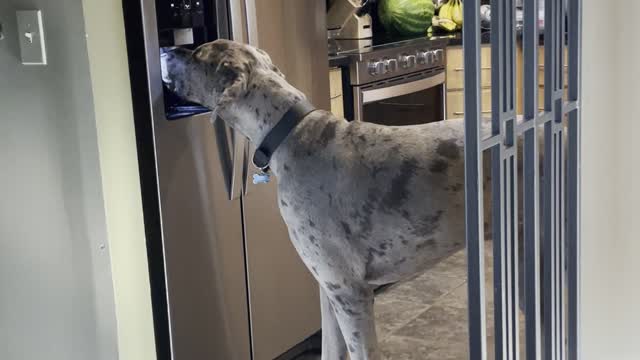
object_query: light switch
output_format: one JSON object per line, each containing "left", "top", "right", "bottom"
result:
{"left": 16, "top": 10, "right": 47, "bottom": 65}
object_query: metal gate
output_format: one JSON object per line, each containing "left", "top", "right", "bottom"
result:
{"left": 463, "top": 0, "right": 581, "bottom": 359}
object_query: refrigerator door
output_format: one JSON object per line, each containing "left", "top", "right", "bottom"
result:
{"left": 153, "top": 115, "right": 251, "bottom": 360}
{"left": 235, "top": 1, "right": 331, "bottom": 359}
{"left": 135, "top": 1, "right": 252, "bottom": 359}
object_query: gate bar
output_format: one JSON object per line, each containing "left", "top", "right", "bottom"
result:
{"left": 567, "top": 0, "right": 582, "bottom": 359}
{"left": 543, "top": 0, "right": 567, "bottom": 359}
{"left": 523, "top": 1, "right": 542, "bottom": 360}
{"left": 490, "top": 0, "right": 520, "bottom": 359}
{"left": 463, "top": 0, "right": 487, "bottom": 358}
{"left": 490, "top": 0, "right": 507, "bottom": 358}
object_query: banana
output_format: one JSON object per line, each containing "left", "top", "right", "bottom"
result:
{"left": 451, "top": 0, "right": 464, "bottom": 29}
{"left": 432, "top": 15, "right": 457, "bottom": 32}
{"left": 439, "top": 1, "right": 451, "bottom": 20}
{"left": 433, "top": 0, "right": 459, "bottom": 32}
{"left": 440, "top": 18, "right": 458, "bottom": 31}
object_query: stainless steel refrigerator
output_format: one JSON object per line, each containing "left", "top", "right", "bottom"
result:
{"left": 122, "top": 1, "right": 330, "bottom": 359}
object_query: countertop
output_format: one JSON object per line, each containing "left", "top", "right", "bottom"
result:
{"left": 328, "top": 54, "right": 350, "bottom": 68}
{"left": 329, "top": 31, "right": 552, "bottom": 67}
{"left": 445, "top": 30, "right": 551, "bottom": 46}
{"left": 441, "top": 31, "right": 492, "bottom": 46}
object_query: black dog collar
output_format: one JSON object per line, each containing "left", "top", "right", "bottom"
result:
{"left": 252, "top": 99, "right": 317, "bottom": 171}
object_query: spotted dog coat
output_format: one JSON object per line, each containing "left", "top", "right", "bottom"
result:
{"left": 161, "top": 39, "right": 492, "bottom": 360}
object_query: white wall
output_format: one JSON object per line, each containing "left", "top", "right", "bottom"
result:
{"left": 80, "top": 0, "right": 157, "bottom": 359}
{"left": 0, "top": 0, "right": 118, "bottom": 359}
{"left": 581, "top": 1, "right": 640, "bottom": 359}
{"left": 1, "top": 1, "right": 157, "bottom": 359}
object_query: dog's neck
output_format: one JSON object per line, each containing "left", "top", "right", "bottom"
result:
{"left": 217, "top": 69, "right": 307, "bottom": 147}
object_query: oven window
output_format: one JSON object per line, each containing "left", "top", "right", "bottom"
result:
{"left": 362, "top": 84, "right": 444, "bottom": 126}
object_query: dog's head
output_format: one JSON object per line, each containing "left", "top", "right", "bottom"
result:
{"left": 161, "top": 39, "right": 285, "bottom": 114}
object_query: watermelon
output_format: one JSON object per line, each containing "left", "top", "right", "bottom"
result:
{"left": 378, "top": 0, "right": 436, "bottom": 36}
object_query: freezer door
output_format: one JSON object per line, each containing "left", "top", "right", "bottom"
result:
{"left": 135, "top": 1, "right": 252, "bottom": 359}
{"left": 234, "top": 1, "right": 331, "bottom": 359}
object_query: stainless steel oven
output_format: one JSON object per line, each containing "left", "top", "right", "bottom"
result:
{"left": 355, "top": 68, "right": 445, "bottom": 124}
{"left": 340, "top": 37, "right": 448, "bottom": 125}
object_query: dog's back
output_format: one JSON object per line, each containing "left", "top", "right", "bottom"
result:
{"left": 273, "top": 112, "right": 473, "bottom": 285}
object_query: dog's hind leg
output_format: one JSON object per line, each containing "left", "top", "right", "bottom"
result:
{"left": 326, "top": 285, "right": 380, "bottom": 360}
{"left": 320, "top": 287, "right": 348, "bottom": 360}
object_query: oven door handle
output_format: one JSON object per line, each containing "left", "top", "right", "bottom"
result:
{"left": 361, "top": 72, "right": 446, "bottom": 105}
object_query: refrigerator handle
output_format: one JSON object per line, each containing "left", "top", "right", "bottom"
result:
{"left": 230, "top": 130, "right": 247, "bottom": 200}
{"left": 242, "top": 140, "right": 253, "bottom": 196}
{"left": 213, "top": 118, "right": 245, "bottom": 200}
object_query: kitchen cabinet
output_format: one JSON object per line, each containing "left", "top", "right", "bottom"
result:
{"left": 445, "top": 44, "right": 569, "bottom": 118}
{"left": 446, "top": 46, "right": 493, "bottom": 90}
{"left": 515, "top": 45, "right": 569, "bottom": 114}
{"left": 445, "top": 45, "right": 493, "bottom": 119}
{"left": 447, "top": 87, "right": 493, "bottom": 120}
{"left": 329, "top": 67, "right": 344, "bottom": 118}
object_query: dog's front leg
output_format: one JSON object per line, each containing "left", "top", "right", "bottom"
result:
{"left": 320, "top": 287, "right": 348, "bottom": 360}
{"left": 326, "top": 285, "right": 380, "bottom": 360}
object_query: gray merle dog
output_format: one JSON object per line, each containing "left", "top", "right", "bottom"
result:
{"left": 161, "top": 39, "right": 496, "bottom": 360}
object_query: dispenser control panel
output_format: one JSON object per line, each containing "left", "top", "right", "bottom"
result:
{"left": 157, "top": 1, "right": 205, "bottom": 30}
{"left": 155, "top": 0, "right": 217, "bottom": 119}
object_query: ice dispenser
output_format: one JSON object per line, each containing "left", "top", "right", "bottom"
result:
{"left": 156, "top": 0, "right": 226, "bottom": 120}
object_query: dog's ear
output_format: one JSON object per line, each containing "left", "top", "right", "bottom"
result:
{"left": 270, "top": 64, "right": 286, "bottom": 79}
{"left": 214, "top": 58, "right": 249, "bottom": 109}
{"left": 255, "top": 48, "right": 286, "bottom": 79}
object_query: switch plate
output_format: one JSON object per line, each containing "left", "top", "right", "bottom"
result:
{"left": 16, "top": 10, "right": 47, "bottom": 65}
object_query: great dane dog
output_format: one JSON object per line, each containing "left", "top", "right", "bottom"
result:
{"left": 161, "top": 39, "right": 495, "bottom": 360}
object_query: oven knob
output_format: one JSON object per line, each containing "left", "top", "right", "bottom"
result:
{"left": 417, "top": 50, "right": 429, "bottom": 64}
{"left": 428, "top": 50, "right": 437, "bottom": 65}
{"left": 368, "top": 60, "right": 385, "bottom": 75}
{"left": 385, "top": 58, "right": 398, "bottom": 73}
{"left": 400, "top": 54, "right": 416, "bottom": 69}
{"left": 432, "top": 49, "right": 444, "bottom": 64}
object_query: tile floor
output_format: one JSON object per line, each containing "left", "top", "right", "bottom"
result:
{"left": 375, "top": 244, "right": 480, "bottom": 360}
{"left": 296, "top": 241, "right": 525, "bottom": 359}
{"left": 376, "top": 240, "right": 525, "bottom": 359}
{"left": 297, "top": 241, "right": 520, "bottom": 359}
